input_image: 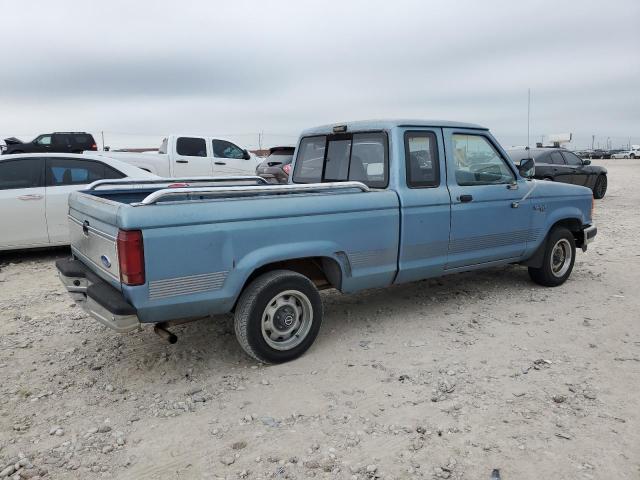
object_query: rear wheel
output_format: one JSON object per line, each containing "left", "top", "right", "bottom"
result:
{"left": 593, "top": 175, "right": 607, "bottom": 199}
{"left": 234, "top": 270, "right": 323, "bottom": 364}
{"left": 528, "top": 227, "right": 576, "bottom": 287}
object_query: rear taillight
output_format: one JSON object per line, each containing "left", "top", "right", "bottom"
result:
{"left": 91, "top": 143, "right": 97, "bottom": 150}
{"left": 282, "top": 164, "right": 292, "bottom": 175}
{"left": 117, "top": 230, "right": 145, "bottom": 285}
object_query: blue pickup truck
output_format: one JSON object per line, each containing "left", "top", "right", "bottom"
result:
{"left": 56, "top": 120, "right": 597, "bottom": 363}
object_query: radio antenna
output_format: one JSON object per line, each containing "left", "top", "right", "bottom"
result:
{"left": 527, "top": 88, "right": 531, "bottom": 157}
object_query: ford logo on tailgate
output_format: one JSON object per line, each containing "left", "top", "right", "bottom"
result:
{"left": 100, "top": 255, "right": 112, "bottom": 269}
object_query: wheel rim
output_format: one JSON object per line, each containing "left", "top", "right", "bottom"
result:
{"left": 550, "top": 239, "right": 572, "bottom": 278}
{"left": 261, "top": 290, "right": 313, "bottom": 351}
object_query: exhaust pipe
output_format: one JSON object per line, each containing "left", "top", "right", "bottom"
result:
{"left": 154, "top": 324, "right": 177, "bottom": 344}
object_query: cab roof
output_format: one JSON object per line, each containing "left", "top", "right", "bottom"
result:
{"left": 301, "top": 119, "right": 487, "bottom": 136}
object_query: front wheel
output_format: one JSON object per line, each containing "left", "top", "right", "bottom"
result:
{"left": 528, "top": 227, "right": 576, "bottom": 287}
{"left": 593, "top": 175, "right": 607, "bottom": 199}
{"left": 234, "top": 270, "right": 323, "bottom": 364}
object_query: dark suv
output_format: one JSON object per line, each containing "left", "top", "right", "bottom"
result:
{"left": 2, "top": 132, "right": 97, "bottom": 155}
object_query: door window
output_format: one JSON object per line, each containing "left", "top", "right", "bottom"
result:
{"left": 405, "top": 131, "right": 439, "bottom": 188}
{"left": 562, "top": 151, "right": 582, "bottom": 166}
{"left": 176, "top": 137, "right": 207, "bottom": 157}
{"left": 0, "top": 159, "right": 45, "bottom": 190}
{"left": 46, "top": 158, "right": 123, "bottom": 186}
{"left": 452, "top": 134, "right": 515, "bottom": 186}
{"left": 550, "top": 152, "right": 566, "bottom": 165}
{"left": 212, "top": 140, "right": 245, "bottom": 159}
{"left": 35, "top": 135, "right": 52, "bottom": 145}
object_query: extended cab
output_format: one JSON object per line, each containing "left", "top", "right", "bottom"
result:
{"left": 91, "top": 135, "right": 260, "bottom": 177}
{"left": 57, "top": 120, "right": 597, "bottom": 363}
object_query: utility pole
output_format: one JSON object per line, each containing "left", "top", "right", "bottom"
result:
{"left": 101, "top": 131, "right": 105, "bottom": 150}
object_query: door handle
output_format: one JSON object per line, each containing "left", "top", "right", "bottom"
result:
{"left": 18, "top": 194, "right": 43, "bottom": 200}
{"left": 176, "top": 160, "right": 189, "bottom": 164}
{"left": 214, "top": 161, "right": 226, "bottom": 165}
{"left": 459, "top": 194, "right": 473, "bottom": 203}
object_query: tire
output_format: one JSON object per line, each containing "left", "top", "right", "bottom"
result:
{"left": 631, "top": 154, "right": 636, "bottom": 159}
{"left": 593, "top": 175, "right": 607, "bottom": 199}
{"left": 528, "top": 227, "right": 576, "bottom": 287}
{"left": 234, "top": 270, "right": 323, "bottom": 364}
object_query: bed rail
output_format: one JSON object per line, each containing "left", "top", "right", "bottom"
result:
{"left": 132, "top": 181, "right": 371, "bottom": 206}
{"left": 87, "top": 176, "right": 268, "bottom": 190}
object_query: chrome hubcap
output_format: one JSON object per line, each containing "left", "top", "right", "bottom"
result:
{"left": 262, "top": 290, "right": 313, "bottom": 351}
{"left": 550, "top": 239, "right": 572, "bottom": 277}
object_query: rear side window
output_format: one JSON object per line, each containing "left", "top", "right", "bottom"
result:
{"left": 212, "top": 139, "right": 245, "bottom": 159}
{"left": 0, "top": 158, "right": 44, "bottom": 190}
{"left": 292, "top": 132, "right": 388, "bottom": 188}
{"left": 176, "top": 137, "right": 206, "bottom": 157}
{"left": 46, "top": 158, "right": 122, "bottom": 186}
{"left": 550, "top": 152, "right": 565, "bottom": 165}
{"left": 72, "top": 134, "right": 92, "bottom": 145}
{"left": 267, "top": 153, "right": 294, "bottom": 165}
{"left": 405, "top": 131, "right": 439, "bottom": 187}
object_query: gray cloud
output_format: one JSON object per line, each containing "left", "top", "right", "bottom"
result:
{"left": 1, "top": 0, "right": 638, "bottom": 149}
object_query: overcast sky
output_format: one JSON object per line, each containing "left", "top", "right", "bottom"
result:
{"left": 1, "top": 0, "right": 638, "bottom": 150}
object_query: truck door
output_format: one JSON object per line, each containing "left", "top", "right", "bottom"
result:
{"left": 444, "top": 129, "right": 533, "bottom": 269}
{"left": 211, "top": 139, "right": 256, "bottom": 176}
{"left": 395, "top": 128, "right": 451, "bottom": 283}
{"left": 172, "top": 137, "right": 212, "bottom": 177}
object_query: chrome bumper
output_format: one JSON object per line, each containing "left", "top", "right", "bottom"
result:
{"left": 582, "top": 224, "right": 597, "bottom": 251}
{"left": 56, "top": 259, "right": 141, "bottom": 333}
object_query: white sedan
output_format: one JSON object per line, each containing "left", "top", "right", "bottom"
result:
{"left": 610, "top": 150, "right": 638, "bottom": 159}
{"left": 0, "top": 153, "right": 157, "bottom": 251}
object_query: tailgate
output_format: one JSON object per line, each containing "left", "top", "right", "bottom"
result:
{"left": 68, "top": 191, "right": 122, "bottom": 288}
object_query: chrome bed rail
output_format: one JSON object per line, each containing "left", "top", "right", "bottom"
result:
{"left": 132, "top": 181, "right": 371, "bottom": 206}
{"left": 87, "top": 176, "right": 269, "bottom": 190}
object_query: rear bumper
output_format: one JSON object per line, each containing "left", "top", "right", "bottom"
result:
{"left": 56, "top": 258, "right": 141, "bottom": 333}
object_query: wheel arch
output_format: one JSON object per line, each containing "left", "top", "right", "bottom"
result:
{"left": 232, "top": 254, "right": 347, "bottom": 311}
{"left": 524, "top": 217, "right": 585, "bottom": 268}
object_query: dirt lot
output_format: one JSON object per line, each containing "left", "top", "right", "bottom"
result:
{"left": 1, "top": 159, "right": 639, "bottom": 480}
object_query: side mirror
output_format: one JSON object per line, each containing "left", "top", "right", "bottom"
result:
{"left": 582, "top": 159, "right": 591, "bottom": 165}
{"left": 518, "top": 158, "right": 535, "bottom": 178}
{"left": 242, "top": 149, "right": 251, "bottom": 160}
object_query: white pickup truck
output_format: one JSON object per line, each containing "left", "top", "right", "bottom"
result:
{"left": 89, "top": 135, "right": 261, "bottom": 177}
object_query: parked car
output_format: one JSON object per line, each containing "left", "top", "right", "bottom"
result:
{"left": 90, "top": 135, "right": 260, "bottom": 177}
{"left": 611, "top": 148, "right": 639, "bottom": 159}
{"left": 0, "top": 153, "right": 157, "bottom": 251}
{"left": 255, "top": 146, "right": 295, "bottom": 184}
{"left": 1, "top": 132, "right": 97, "bottom": 155}
{"left": 56, "top": 119, "right": 597, "bottom": 363}
{"left": 507, "top": 148, "right": 608, "bottom": 199}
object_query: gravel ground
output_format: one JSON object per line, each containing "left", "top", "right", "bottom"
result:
{"left": 1, "top": 159, "right": 639, "bottom": 480}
